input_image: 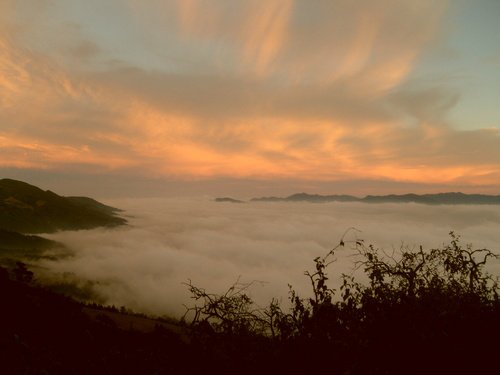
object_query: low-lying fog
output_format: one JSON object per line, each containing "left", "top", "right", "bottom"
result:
{"left": 37, "top": 198, "right": 500, "bottom": 318}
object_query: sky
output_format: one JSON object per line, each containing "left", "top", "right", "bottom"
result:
{"left": 1, "top": 0, "right": 500, "bottom": 197}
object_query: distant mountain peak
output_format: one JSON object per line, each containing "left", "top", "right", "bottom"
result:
{"left": 215, "top": 197, "right": 244, "bottom": 203}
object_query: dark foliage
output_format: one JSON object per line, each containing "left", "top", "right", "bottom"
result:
{"left": 183, "top": 231, "right": 500, "bottom": 374}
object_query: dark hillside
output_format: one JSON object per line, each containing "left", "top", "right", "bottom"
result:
{"left": 0, "top": 267, "right": 194, "bottom": 374}
{"left": 0, "top": 229, "right": 67, "bottom": 266}
{"left": 0, "top": 229, "right": 58, "bottom": 251}
{"left": 66, "top": 196, "right": 122, "bottom": 215}
{"left": 0, "top": 179, "right": 126, "bottom": 233}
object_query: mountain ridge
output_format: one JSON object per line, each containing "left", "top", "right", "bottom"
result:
{"left": 0, "top": 178, "right": 126, "bottom": 233}
{"left": 247, "top": 192, "right": 500, "bottom": 204}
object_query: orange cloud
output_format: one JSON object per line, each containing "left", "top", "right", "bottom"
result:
{"left": 329, "top": 12, "right": 379, "bottom": 81}
{"left": 0, "top": 133, "right": 137, "bottom": 171}
{"left": 3, "top": 0, "right": 500, "bottom": 190}
{"left": 176, "top": 0, "right": 219, "bottom": 38}
{"left": 242, "top": 0, "right": 293, "bottom": 75}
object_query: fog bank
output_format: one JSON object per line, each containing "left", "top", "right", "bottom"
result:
{"left": 37, "top": 198, "right": 500, "bottom": 318}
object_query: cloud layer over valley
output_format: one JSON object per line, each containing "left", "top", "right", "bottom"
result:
{"left": 36, "top": 199, "right": 500, "bottom": 318}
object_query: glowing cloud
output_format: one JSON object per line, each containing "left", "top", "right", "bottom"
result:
{"left": 1, "top": 0, "right": 500, "bottom": 191}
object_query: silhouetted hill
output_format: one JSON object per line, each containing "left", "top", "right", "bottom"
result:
{"left": 251, "top": 192, "right": 500, "bottom": 205}
{"left": 0, "top": 229, "right": 67, "bottom": 266}
{"left": 0, "top": 179, "right": 126, "bottom": 233}
{"left": 363, "top": 192, "right": 500, "bottom": 204}
{"left": 0, "top": 268, "right": 193, "bottom": 374}
{"left": 215, "top": 197, "right": 244, "bottom": 203}
{"left": 66, "top": 196, "right": 123, "bottom": 215}
{"left": 284, "top": 193, "right": 358, "bottom": 202}
{"left": 251, "top": 193, "right": 360, "bottom": 203}
{"left": 0, "top": 229, "right": 58, "bottom": 251}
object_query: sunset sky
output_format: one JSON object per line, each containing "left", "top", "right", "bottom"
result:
{"left": 1, "top": 0, "right": 500, "bottom": 197}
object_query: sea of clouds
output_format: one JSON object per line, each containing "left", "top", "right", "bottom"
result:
{"left": 36, "top": 198, "right": 500, "bottom": 318}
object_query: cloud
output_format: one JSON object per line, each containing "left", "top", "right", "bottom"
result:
{"left": 2, "top": 0, "right": 500, "bottom": 189}
{"left": 389, "top": 85, "right": 460, "bottom": 123}
{"left": 36, "top": 198, "right": 500, "bottom": 317}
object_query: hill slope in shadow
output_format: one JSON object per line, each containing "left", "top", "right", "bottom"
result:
{"left": 0, "top": 179, "right": 126, "bottom": 233}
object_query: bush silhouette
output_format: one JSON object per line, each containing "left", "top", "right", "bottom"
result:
{"left": 184, "top": 231, "right": 500, "bottom": 373}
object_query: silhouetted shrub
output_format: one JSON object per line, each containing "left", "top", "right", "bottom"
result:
{"left": 184, "top": 231, "right": 500, "bottom": 373}
{"left": 13, "top": 261, "right": 34, "bottom": 284}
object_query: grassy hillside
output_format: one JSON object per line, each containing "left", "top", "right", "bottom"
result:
{"left": 0, "top": 179, "right": 126, "bottom": 233}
